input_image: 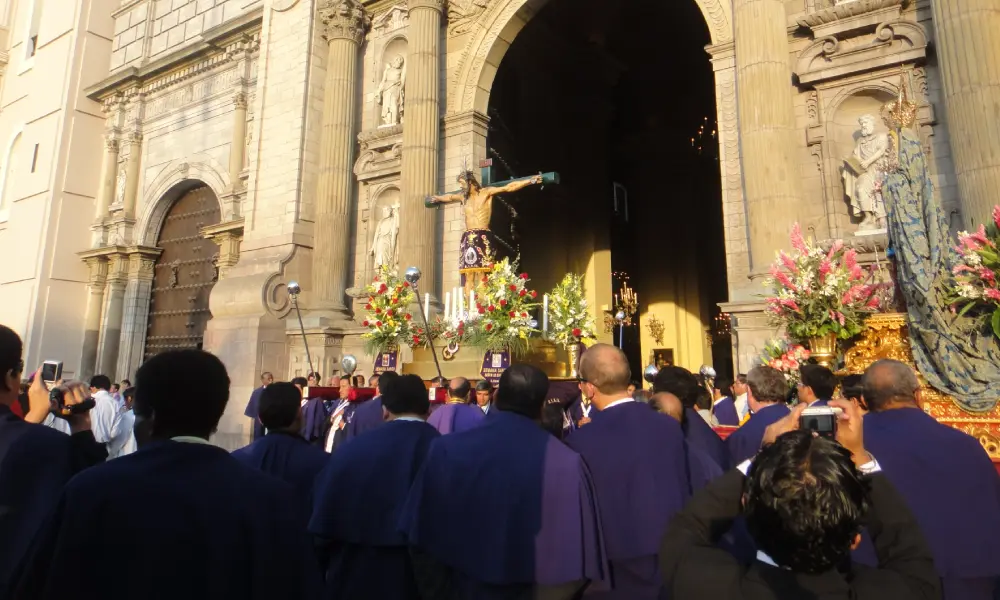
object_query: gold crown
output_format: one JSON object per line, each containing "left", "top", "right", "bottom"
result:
{"left": 881, "top": 74, "right": 918, "bottom": 130}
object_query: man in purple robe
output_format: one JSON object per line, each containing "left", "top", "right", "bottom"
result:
{"left": 401, "top": 364, "right": 608, "bottom": 599}
{"left": 310, "top": 374, "right": 439, "bottom": 600}
{"left": 345, "top": 371, "right": 397, "bottom": 440}
{"left": 566, "top": 345, "right": 689, "bottom": 599}
{"left": 11, "top": 349, "right": 320, "bottom": 599}
{"left": 653, "top": 366, "right": 728, "bottom": 470}
{"left": 859, "top": 359, "right": 1000, "bottom": 599}
{"left": 426, "top": 377, "right": 485, "bottom": 434}
{"left": 232, "top": 382, "right": 329, "bottom": 512}
{"left": 798, "top": 364, "right": 836, "bottom": 407}
{"left": 243, "top": 371, "right": 273, "bottom": 441}
{"left": 651, "top": 392, "right": 724, "bottom": 493}
{"left": 711, "top": 377, "right": 740, "bottom": 426}
{"left": 725, "top": 366, "right": 791, "bottom": 466}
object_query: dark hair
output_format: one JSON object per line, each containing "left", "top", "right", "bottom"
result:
{"left": 840, "top": 374, "right": 865, "bottom": 409}
{"left": 497, "top": 364, "right": 549, "bottom": 419}
{"left": 652, "top": 366, "right": 700, "bottom": 408}
{"left": 353, "top": 375, "right": 365, "bottom": 387}
{"left": 308, "top": 372, "right": 322, "bottom": 381}
{"left": 430, "top": 376, "right": 448, "bottom": 387}
{"left": 382, "top": 374, "right": 430, "bottom": 416}
{"left": 122, "top": 387, "right": 136, "bottom": 402}
{"left": 368, "top": 374, "right": 380, "bottom": 386}
{"left": 0, "top": 325, "right": 23, "bottom": 393}
{"left": 258, "top": 382, "right": 302, "bottom": 430}
{"left": 800, "top": 364, "right": 837, "bottom": 400}
{"left": 747, "top": 366, "right": 788, "bottom": 404}
{"left": 694, "top": 387, "right": 712, "bottom": 411}
{"left": 134, "top": 350, "right": 230, "bottom": 439}
{"left": 862, "top": 359, "right": 919, "bottom": 411}
{"left": 377, "top": 371, "right": 399, "bottom": 391}
{"left": 475, "top": 380, "right": 493, "bottom": 393}
{"left": 736, "top": 374, "right": 747, "bottom": 384}
{"left": 89, "top": 375, "right": 112, "bottom": 391}
{"left": 714, "top": 377, "right": 734, "bottom": 396}
{"left": 291, "top": 376, "right": 308, "bottom": 387}
{"left": 541, "top": 402, "right": 565, "bottom": 440}
{"left": 448, "top": 377, "right": 471, "bottom": 400}
{"left": 120, "top": 379, "right": 132, "bottom": 387}
{"left": 745, "top": 431, "right": 870, "bottom": 574}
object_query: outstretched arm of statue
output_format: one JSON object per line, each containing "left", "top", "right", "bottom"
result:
{"left": 485, "top": 174, "right": 544, "bottom": 196}
{"left": 425, "top": 193, "right": 464, "bottom": 207}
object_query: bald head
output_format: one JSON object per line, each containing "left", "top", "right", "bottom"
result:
{"left": 579, "top": 344, "right": 631, "bottom": 395}
{"left": 862, "top": 359, "right": 919, "bottom": 411}
{"left": 651, "top": 392, "right": 683, "bottom": 422}
{"left": 448, "top": 377, "right": 471, "bottom": 402}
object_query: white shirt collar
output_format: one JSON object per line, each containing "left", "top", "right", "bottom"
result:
{"left": 393, "top": 416, "right": 424, "bottom": 423}
{"left": 603, "top": 397, "right": 634, "bottom": 410}
{"left": 171, "top": 436, "right": 212, "bottom": 445}
{"left": 756, "top": 551, "right": 787, "bottom": 569}
{"left": 713, "top": 396, "right": 730, "bottom": 407}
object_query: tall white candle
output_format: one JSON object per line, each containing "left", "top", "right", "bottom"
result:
{"left": 424, "top": 293, "right": 430, "bottom": 320}
{"left": 444, "top": 292, "right": 451, "bottom": 321}
{"left": 543, "top": 294, "right": 549, "bottom": 335}
{"left": 457, "top": 287, "right": 464, "bottom": 317}
{"left": 470, "top": 289, "right": 476, "bottom": 313}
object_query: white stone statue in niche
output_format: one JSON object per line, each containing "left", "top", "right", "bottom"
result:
{"left": 115, "top": 164, "right": 127, "bottom": 205}
{"left": 371, "top": 202, "right": 401, "bottom": 270}
{"left": 376, "top": 55, "right": 406, "bottom": 127}
{"left": 843, "top": 114, "right": 889, "bottom": 231}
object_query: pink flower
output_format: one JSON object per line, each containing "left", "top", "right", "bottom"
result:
{"left": 993, "top": 205, "right": 1000, "bottom": 230}
{"left": 770, "top": 266, "right": 798, "bottom": 292}
{"left": 972, "top": 224, "right": 993, "bottom": 248}
{"left": 818, "top": 259, "right": 832, "bottom": 282}
{"left": 826, "top": 239, "right": 844, "bottom": 260}
{"left": 789, "top": 223, "right": 807, "bottom": 253}
{"left": 836, "top": 311, "right": 846, "bottom": 326}
{"left": 779, "top": 252, "right": 798, "bottom": 273}
{"left": 866, "top": 295, "right": 880, "bottom": 309}
{"left": 979, "top": 267, "right": 996, "bottom": 284}
{"left": 841, "top": 284, "right": 865, "bottom": 305}
{"left": 843, "top": 249, "right": 859, "bottom": 272}
{"left": 779, "top": 298, "right": 800, "bottom": 312}
{"left": 986, "top": 288, "right": 1000, "bottom": 302}
{"left": 953, "top": 264, "right": 975, "bottom": 275}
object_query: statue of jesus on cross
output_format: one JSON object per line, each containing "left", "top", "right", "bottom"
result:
{"left": 426, "top": 163, "right": 558, "bottom": 292}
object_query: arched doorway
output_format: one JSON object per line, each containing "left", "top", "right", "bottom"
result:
{"left": 484, "top": 0, "right": 732, "bottom": 375}
{"left": 142, "top": 185, "right": 222, "bottom": 360}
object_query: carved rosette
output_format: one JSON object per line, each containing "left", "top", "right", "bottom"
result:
{"left": 319, "top": 0, "right": 370, "bottom": 44}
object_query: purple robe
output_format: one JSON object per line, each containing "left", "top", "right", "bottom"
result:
{"left": 311, "top": 419, "right": 440, "bottom": 600}
{"left": 231, "top": 431, "right": 328, "bottom": 512}
{"left": 712, "top": 397, "right": 739, "bottom": 426}
{"left": 725, "top": 403, "right": 790, "bottom": 466}
{"left": 861, "top": 408, "right": 1000, "bottom": 599}
{"left": 685, "top": 441, "right": 724, "bottom": 494}
{"left": 302, "top": 397, "right": 333, "bottom": 444}
{"left": 426, "top": 402, "right": 485, "bottom": 435}
{"left": 345, "top": 396, "right": 384, "bottom": 440}
{"left": 12, "top": 440, "right": 321, "bottom": 599}
{"left": 683, "top": 408, "right": 728, "bottom": 470}
{"left": 566, "top": 401, "right": 689, "bottom": 599}
{"left": 244, "top": 386, "right": 266, "bottom": 441}
{"left": 400, "top": 411, "right": 608, "bottom": 594}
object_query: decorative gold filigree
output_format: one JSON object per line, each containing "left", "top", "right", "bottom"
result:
{"left": 646, "top": 315, "right": 665, "bottom": 345}
{"left": 881, "top": 72, "right": 917, "bottom": 130}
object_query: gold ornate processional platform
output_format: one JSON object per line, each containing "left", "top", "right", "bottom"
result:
{"left": 842, "top": 313, "right": 1000, "bottom": 460}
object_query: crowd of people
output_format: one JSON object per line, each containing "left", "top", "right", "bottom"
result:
{"left": 1, "top": 321, "right": 999, "bottom": 599}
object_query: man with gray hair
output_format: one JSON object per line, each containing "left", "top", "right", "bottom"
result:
{"left": 725, "top": 366, "right": 792, "bottom": 465}
{"left": 566, "top": 344, "right": 689, "bottom": 599}
{"left": 858, "top": 359, "right": 1000, "bottom": 600}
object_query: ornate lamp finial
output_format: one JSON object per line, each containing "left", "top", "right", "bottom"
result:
{"left": 881, "top": 73, "right": 918, "bottom": 130}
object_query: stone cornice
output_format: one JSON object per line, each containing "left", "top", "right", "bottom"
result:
{"left": 85, "top": 10, "right": 263, "bottom": 102}
{"left": 408, "top": 0, "right": 444, "bottom": 12}
{"left": 319, "top": 0, "right": 370, "bottom": 43}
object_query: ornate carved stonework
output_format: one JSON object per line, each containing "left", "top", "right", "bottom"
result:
{"left": 409, "top": 0, "right": 446, "bottom": 12}
{"left": 448, "top": 0, "right": 490, "bottom": 35}
{"left": 842, "top": 313, "right": 1000, "bottom": 459}
{"left": 84, "top": 256, "right": 110, "bottom": 288}
{"left": 354, "top": 125, "right": 403, "bottom": 181}
{"left": 319, "top": 0, "right": 370, "bottom": 44}
{"left": 372, "top": 4, "right": 409, "bottom": 36}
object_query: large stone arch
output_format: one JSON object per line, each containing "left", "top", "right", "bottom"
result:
{"left": 448, "top": 0, "right": 733, "bottom": 114}
{"left": 136, "top": 156, "right": 228, "bottom": 246}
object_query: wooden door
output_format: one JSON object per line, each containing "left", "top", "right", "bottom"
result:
{"left": 143, "top": 186, "right": 222, "bottom": 361}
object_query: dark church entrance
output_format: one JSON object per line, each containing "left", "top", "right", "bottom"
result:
{"left": 485, "top": 0, "right": 732, "bottom": 377}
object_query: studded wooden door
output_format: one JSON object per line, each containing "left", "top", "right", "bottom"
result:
{"left": 142, "top": 186, "right": 222, "bottom": 360}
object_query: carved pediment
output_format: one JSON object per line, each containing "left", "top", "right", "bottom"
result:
{"left": 799, "top": 0, "right": 909, "bottom": 34}
{"left": 372, "top": 5, "right": 408, "bottom": 37}
{"left": 795, "top": 19, "right": 927, "bottom": 86}
{"left": 354, "top": 125, "right": 403, "bottom": 181}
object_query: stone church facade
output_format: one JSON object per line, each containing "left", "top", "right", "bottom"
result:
{"left": 0, "top": 0, "right": 996, "bottom": 445}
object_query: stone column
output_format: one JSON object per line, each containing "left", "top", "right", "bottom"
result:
{"left": 91, "top": 137, "right": 119, "bottom": 246}
{"left": 311, "top": 0, "right": 367, "bottom": 321}
{"left": 115, "top": 248, "right": 159, "bottom": 381}
{"left": 97, "top": 253, "right": 128, "bottom": 377}
{"left": 397, "top": 0, "right": 444, "bottom": 296}
{"left": 229, "top": 92, "right": 248, "bottom": 193}
{"left": 930, "top": 1, "right": 1000, "bottom": 226}
{"left": 733, "top": 0, "right": 804, "bottom": 270}
{"left": 122, "top": 132, "right": 143, "bottom": 218}
{"left": 80, "top": 256, "right": 109, "bottom": 379}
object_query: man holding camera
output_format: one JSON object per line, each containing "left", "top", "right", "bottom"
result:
{"left": 660, "top": 382, "right": 940, "bottom": 599}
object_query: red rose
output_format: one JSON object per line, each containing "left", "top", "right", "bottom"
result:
{"left": 531, "top": 291, "right": 538, "bottom": 299}
{"left": 482, "top": 276, "right": 489, "bottom": 283}
{"left": 392, "top": 297, "right": 399, "bottom": 304}
{"left": 509, "top": 284, "right": 517, "bottom": 292}
{"left": 403, "top": 281, "right": 410, "bottom": 287}
{"left": 520, "top": 273, "right": 528, "bottom": 280}
{"left": 374, "top": 276, "right": 380, "bottom": 282}
{"left": 375, "top": 308, "right": 382, "bottom": 315}
{"left": 500, "top": 299, "right": 508, "bottom": 307}
{"left": 386, "top": 309, "right": 394, "bottom": 317}
{"left": 362, "top": 320, "right": 370, "bottom": 327}
{"left": 509, "top": 311, "right": 516, "bottom": 318}
{"left": 413, "top": 336, "right": 421, "bottom": 345}
{"left": 485, "top": 323, "right": 493, "bottom": 331}
{"left": 379, "top": 284, "right": 388, "bottom": 293}
{"left": 488, "top": 305, "right": 496, "bottom": 312}
{"left": 572, "top": 328, "right": 582, "bottom": 337}
{"left": 521, "top": 312, "right": 528, "bottom": 318}
{"left": 365, "top": 303, "right": 372, "bottom": 310}
{"left": 519, "top": 289, "right": 526, "bottom": 297}
{"left": 375, "top": 320, "right": 383, "bottom": 327}
{"left": 478, "top": 307, "right": 485, "bottom": 314}
{"left": 405, "top": 313, "right": 412, "bottom": 320}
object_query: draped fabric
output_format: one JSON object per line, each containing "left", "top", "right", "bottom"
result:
{"left": 884, "top": 129, "right": 1000, "bottom": 412}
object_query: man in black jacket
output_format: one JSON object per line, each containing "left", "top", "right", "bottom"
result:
{"left": 660, "top": 399, "right": 940, "bottom": 600}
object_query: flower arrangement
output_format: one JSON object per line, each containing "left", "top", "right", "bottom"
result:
{"left": 764, "top": 224, "right": 881, "bottom": 341}
{"left": 948, "top": 207, "right": 1000, "bottom": 339}
{"left": 547, "top": 274, "right": 597, "bottom": 347}
{"left": 360, "top": 265, "right": 417, "bottom": 356}
{"left": 759, "top": 339, "right": 811, "bottom": 387}
{"left": 466, "top": 257, "right": 539, "bottom": 356}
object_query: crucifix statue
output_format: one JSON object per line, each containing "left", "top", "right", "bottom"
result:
{"left": 426, "top": 159, "right": 559, "bottom": 292}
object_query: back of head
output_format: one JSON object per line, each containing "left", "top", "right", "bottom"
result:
{"left": 448, "top": 376, "right": 471, "bottom": 401}
{"left": 747, "top": 366, "right": 788, "bottom": 404}
{"left": 714, "top": 377, "right": 733, "bottom": 396}
{"left": 862, "top": 359, "right": 919, "bottom": 411}
{"left": 800, "top": 364, "right": 837, "bottom": 399}
{"left": 368, "top": 374, "right": 380, "bottom": 387}
{"left": 694, "top": 387, "right": 712, "bottom": 411}
{"left": 840, "top": 374, "right": 863, "bottom": 401}
{"left": 90, "top": 374, "right": 112, "bottom": 392}
{"left": 382, "top": 374, "right": 430, "bottom": 416}
{"left": 579, "top": 344, "right": 631, "bottom": 395}
{"left": 377, "top": 371, "right": 398, "bottom": 393}
{"left": 652, "top": 366, "right": 700, "bottom": 409}
{"left": 541, "top": 400, "right": 565, "bottom": 440}
{"left": 651, "top": 392, "right": 683, "bottom": 422}
{"left": 745, "top": 430, "right": 870, "bottom": 574}
{"left": 0, "top": 324, "right": 23, "bottom": 395}
{"left": 632, "top": 388, "right": 650, "bottom": 404}
{"left": 258, "top": 382, "right": 302, "bottom": 431}
{"left": 497, "top": 364, "right": 549, "bottom": 419}
{"left": 291, "top": 376, "right": 308, "bottom": 388}
{"left": 135, "top": 349, "right": 230, "bottom": 439}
